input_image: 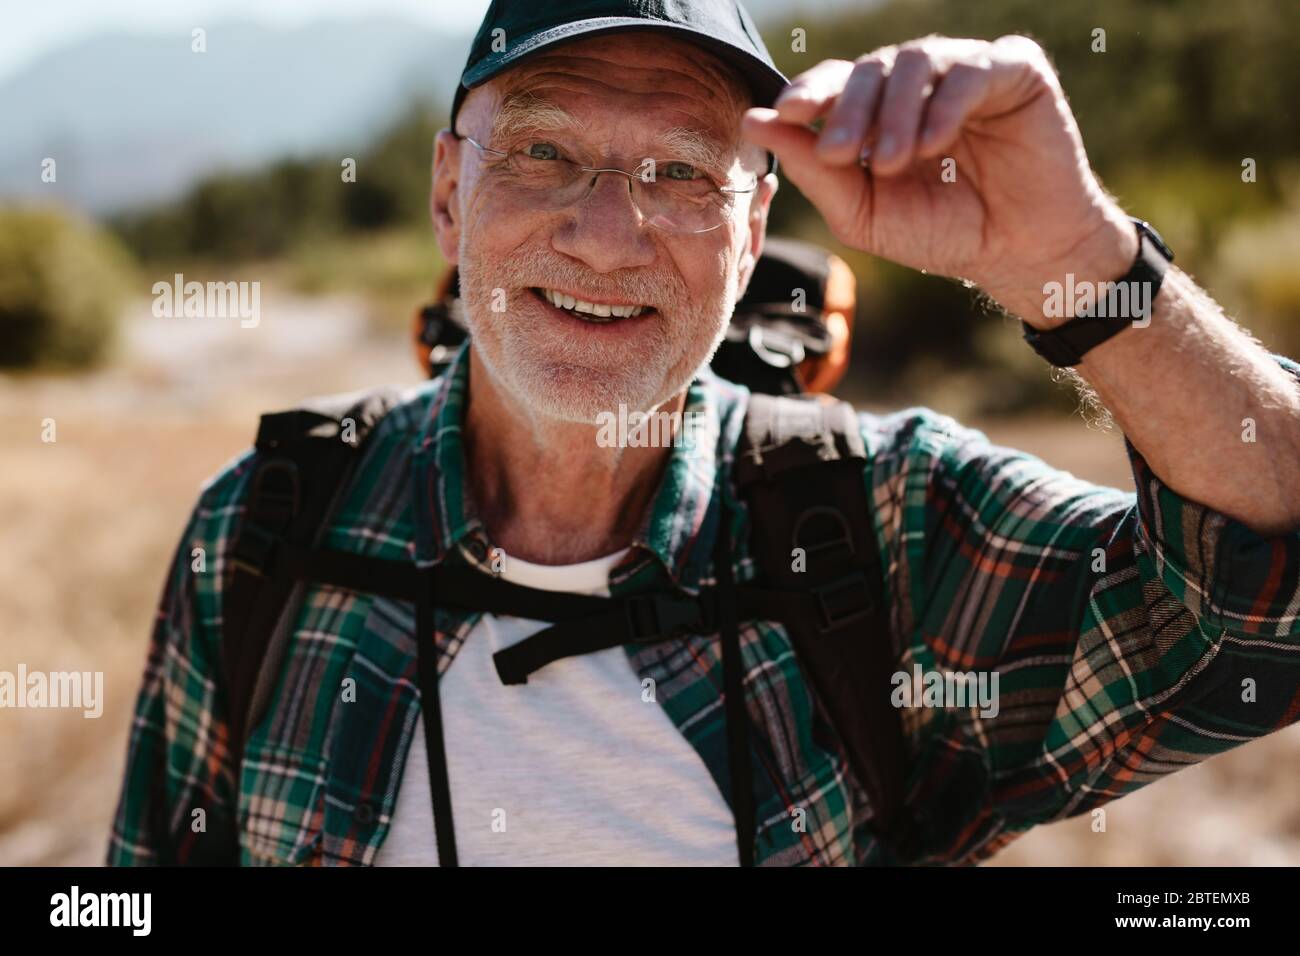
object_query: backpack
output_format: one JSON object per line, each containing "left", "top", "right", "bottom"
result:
{"left": 214, "top": 244, "right": 913, "bottom": 867}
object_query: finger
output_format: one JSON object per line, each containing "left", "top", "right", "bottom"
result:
{"left": 869, "top": 46, "right": 936, "bottom": 175}
{"left": 957, "top": 35, "right": 1059, "bottom": 124}
{"left": 741, "top": 108, "right": 868, "bottom": 219}
{"left": 916, "top": 60, "right": 991, "bottom": 159}
{"left": 771, "top": 58, "right": 856, "bottom": 125}
{"left": 815, "top": 56, "right": 888, "bottom": 166}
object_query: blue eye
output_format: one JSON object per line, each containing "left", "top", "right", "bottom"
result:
{"left": 525, "top": 142, "right": 560, "bottom": 161}
{"left": 663, "top": 162, "right": 700, "bottom": 181}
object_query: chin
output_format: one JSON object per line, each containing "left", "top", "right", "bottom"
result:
{"left": 523, "top": 362, "right": 669, "bottom": 425}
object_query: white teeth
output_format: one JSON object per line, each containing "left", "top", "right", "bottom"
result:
{"left": 538, "top": 288, "right": 647, "bottom": 320}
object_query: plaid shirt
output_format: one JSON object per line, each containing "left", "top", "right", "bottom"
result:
{"left": 108, "top": 344, "right": 1300, "bottom": 866}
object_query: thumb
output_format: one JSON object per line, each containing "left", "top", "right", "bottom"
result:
{"left": 741, "top": 108, "right": 867, "bottom": 228}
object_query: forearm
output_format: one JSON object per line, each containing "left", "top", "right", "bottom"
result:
{"left": 992, "top": 210, "right": 1300, "bottom": 536}
{"left": 1075, "top": 265, "right": 1300, "bottom": 534}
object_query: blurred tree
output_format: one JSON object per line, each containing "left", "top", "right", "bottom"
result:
{"left": 101, "top": 0, "right": 1300, "bottom": 411}
{"left": 0, "top": 207, "right": 136, "bottom": 370}
{"left": 759, "top": 0, "right": 1300, "bottom": 411}
{"left": 112, "top": 101, "right": 443, "bottom": 261}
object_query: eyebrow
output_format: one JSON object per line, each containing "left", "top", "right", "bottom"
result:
{"left": 489, "top": 91, "right": 732, "bottom": 174}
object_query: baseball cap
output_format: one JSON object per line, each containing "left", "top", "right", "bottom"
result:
{"left": 449, "top": 0, "right": 789, "bottom": 171}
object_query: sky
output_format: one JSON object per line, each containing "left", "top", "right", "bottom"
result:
{"left": 0, "top": 0, "right": 493, "bottom": 82}
{"left": 0, "top": 0, "right": 855, "bottom": 84}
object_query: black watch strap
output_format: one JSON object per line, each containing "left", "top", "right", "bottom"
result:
{"left": 1021, "top": 217, "right": 1174, "bottom": 368}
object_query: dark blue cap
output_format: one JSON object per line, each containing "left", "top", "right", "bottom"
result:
{"left": 450, "top": 0, "right": 789, "bottom": 137}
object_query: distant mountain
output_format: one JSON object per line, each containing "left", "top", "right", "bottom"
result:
{"left": 0, "top": 20, "right": 468, "bottom": 214}
{"left": 0, "top": 2, "right": 877, "bottom": 215}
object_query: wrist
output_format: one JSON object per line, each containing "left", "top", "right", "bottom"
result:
{"left": 988, "top": 207, "right": 1139, "bottom": 328}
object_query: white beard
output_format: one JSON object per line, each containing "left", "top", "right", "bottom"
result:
{"left": 457, "top": 238, "right": 737, "bottom": 424}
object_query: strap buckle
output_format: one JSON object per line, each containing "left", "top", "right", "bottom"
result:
{"left": 747, "top": 324, "right": 806, "bottom": 369}
{"left": 230, "top": 459, "right": 301, "bottom": 578}
{"left": 810, "top": 571, "right": 875, "bottom": 635}
{"left": 623, "top": 594, "right": 704, "bottom": 642}
{"left": 229, "top": 522, "right": 282, "bottom": 579}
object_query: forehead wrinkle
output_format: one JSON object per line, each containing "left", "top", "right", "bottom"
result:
{"left": 492, "top": 90, "right": 732, "bottom": 173}
{"left": 493, "top": 81, "right": 740, "bottom": 164}
{"left": 512, "top": 40, "right": 741, "bottom": 98}
{"left": 498, "top": 44, "right": 748, "bottom": 129}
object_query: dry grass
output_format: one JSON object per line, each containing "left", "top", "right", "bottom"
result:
{"left": 1, "top": 291, "right": 1296, "bottom": 866}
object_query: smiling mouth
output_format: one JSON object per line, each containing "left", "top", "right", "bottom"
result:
{"left": 531, "top": 287, "right": 653, "bottom": 324}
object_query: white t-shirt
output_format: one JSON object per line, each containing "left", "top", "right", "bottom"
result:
{"left": 372, "top": 547, "right": 738, "bottom": 866}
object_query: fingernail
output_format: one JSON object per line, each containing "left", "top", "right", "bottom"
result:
{"left": 876, "top": 133, "right": 896, "bottom": 158}
{"left": 820, "top": 126, "right": 851, "bottom": 148}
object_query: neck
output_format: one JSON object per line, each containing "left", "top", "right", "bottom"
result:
{"left": 463, "top": 348, "right": 682, "bottom": 565}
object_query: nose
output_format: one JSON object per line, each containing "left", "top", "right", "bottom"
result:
{"left": 550, "top": 170, "right": 657, "bottom": 273}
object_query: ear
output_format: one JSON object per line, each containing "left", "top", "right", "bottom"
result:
{"left": 736, "top": 172, "right": 777, "bottom": 298}
{"left": 431, "top": 129, "right": 462, "bottom": 265}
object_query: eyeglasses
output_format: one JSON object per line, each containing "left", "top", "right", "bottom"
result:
{"left": 456, "top": 134, "right": 759, "bottom": 236}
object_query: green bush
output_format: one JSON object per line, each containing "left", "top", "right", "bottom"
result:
{"left": 1212, "top": 192, "right": 1300, "bottom": 361}
{"left": 0, "top": 207, "right": 136, "bottom": 370}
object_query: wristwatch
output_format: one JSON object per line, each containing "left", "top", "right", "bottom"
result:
{"left": 1021, "top": 217, "right": 1174, "bottom": 367}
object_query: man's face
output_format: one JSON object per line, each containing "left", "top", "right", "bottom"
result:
{"left": 433, "top": 33, "right": 774, "bottom": 424}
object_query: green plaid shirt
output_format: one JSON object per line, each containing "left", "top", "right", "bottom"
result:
{"left": 108, "top": 344, "right": 1300, "bottom": 866}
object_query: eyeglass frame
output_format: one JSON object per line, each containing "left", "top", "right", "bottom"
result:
{"left": 451, "top": 131, "right": 761, "bottom": 235}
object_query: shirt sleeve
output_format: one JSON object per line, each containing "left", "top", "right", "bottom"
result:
{"left": 865, "top": 361, "right": 1300, "bottom": 863}
{"left": 106, "top": 456, "right": 253, "bottom": 865}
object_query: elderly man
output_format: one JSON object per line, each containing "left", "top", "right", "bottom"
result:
{"left": 109, "top": 0, "right": 1300, "bottom": 867}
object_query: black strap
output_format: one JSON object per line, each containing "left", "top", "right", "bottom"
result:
{"left": 737, "top": 393, "right": 910, "bottom": 846}
{"left": 219, "top": 385, "right": 909, "bottom": 865}
{"left": 414, "top": 571, "right": 458, "bottom": 867}
{"left": 715, "top": 506, "right": 756, "bottom": 867}
{"left": 261, "top": 527, "right": 884, "bottom": 863}
{"left": 275, "top": 542, "right": 748, "bottom": 864}
{"left": 270, "top": 543, "right": 610, "bottom": 620}
{"left": 223, "top": 388, "right": 405, "bottom": 752}
{"left": 212, "top": 387, "right": 406, "bottom": 865}
{"left": 1020, "top": 217, "right": 1174, "bottom": 367}
{"left": 492, "top": 592, "right": 706, "bottom": 685}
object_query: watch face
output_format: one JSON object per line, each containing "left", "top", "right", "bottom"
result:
{"left": 1132, "top": 217, "right": 1175, "bottom": 261}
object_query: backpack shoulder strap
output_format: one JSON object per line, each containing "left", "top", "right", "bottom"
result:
{"left": 734, "top": 391, "right": 912, "bottom": 855}
{"left": 221, "top": 386, "right": 406, "bottom": 786}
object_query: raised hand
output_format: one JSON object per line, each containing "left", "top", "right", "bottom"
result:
{"left": 741, "top": 35, "right": 1137, "bottom": 323}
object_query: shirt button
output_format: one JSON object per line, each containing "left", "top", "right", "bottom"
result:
{"left": 355, "top": 801, "right": 375, "bottom": 824}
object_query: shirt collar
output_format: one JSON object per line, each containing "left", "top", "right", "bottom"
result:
{"left": 629, "top": 366, "right": 749, "bottom": 593}
{"left": 411, "top": 342, "right": 484, "bottom": 567}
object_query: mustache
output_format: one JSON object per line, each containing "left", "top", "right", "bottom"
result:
{"left": 489, "top": 255, "right": 688, "bottom": 310}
